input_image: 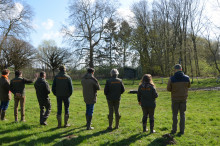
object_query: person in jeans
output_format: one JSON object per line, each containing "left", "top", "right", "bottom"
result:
{"left": 104, "top": 69, "right": 125, "bottom": 130}
{"left": 0, "top": 69, "right": 11, "bottom": 120}
{"left": 34, "top": 71, "right": 51, "bottom": 125}
{"left": 10, "top": 70, "right": 37, "bottom": 122}
{"left": 52, "top": 65, "right": 73, "bottom": 128}
{"left": 167, "top": 64, "right": 191, "bottom": 135}
{"left": 137, "top": 74, "right": 158, "bottom": 133}
{"left": 81, "top": 68, "right": 100, "bottom": 130}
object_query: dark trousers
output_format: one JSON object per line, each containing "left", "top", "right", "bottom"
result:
{"left": 172, "top": 100, "right": 186, "bottom": 133}
{"left": 0, "top": 101, "right": 9, "bottom": 110}
{"left": 57, "top": 97, "right": 70, "bottom": 115}
{"left": 107, "top": 100, "right": 120, "bottom": 118}
{"left": 38, "top": 98, "right": 51, "bottom": 123}
{"left": 86, "top": 104, "right": 94, "bottom": 116}
{"left": 14, "top": 96, "right": 25, "bottom": 120}
{"left": 141, "top": 107, "right": 155, "bottom": 128}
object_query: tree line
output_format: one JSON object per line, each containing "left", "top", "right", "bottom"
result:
{"left": 1, "top": 0, "right": 220, "bottom": 78}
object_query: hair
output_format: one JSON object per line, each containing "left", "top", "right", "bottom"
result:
{"left": 1, "top": 69, "right": 10, "bottom": 75}
{"left": 110, "top": 69, "right": 119, "bottom": 77}
{"left": 87, "top": 68, "right": 95, "bottom": 74}
{"left": 139, "top": 74, "right": 155, "bottom": 87}
{"left": 15, "top": 70, "right": 22, "bottom": 77}
{"left": 59, "top": 65, "right": 66, "bottom": 71}
{"left": 174, "top": 64, "right": 182, "bottom": 70}
{"left": 40, "top": 71, "right": 46, "bottom": 77}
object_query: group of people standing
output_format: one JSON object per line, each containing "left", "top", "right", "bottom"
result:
{"left": 0, "top": 64, "right": 190, "bottom": 135}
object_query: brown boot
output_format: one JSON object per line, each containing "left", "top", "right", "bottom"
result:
{"left": 115, "top": 115, "right": 121, "bottom": 129}
{"left": 57, "top": 115, "right": 61, "bottom": 128}
{"left": 107, "top": 115, "right": 113, "bottom": 130}
{"left": 64, "top": 114, "right": 70, "bottom": 127}
{"left": 1, "top": 110, "right": 6, "bottom": 120}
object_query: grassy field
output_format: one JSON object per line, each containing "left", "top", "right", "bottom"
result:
{"left": 0, "top": 78, "right": 219, "bottom": 145}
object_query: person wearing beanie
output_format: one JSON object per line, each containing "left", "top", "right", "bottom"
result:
{"left": 104, "top": 69, "right": 125, "bottom": 130}
{"left": 167, "top": 64, "right": 191, "bottom": 135}
{"left": 52, "top": 65, "right": 73, "bottom": 128}
{"left": 0, "top": 69, "right": 11, "bottom": 120}
{"left": 10, "top": 70, "right": 37, "bottom": 122}
{"left": 81, "top": 68, "right": 100, "bottom": 130}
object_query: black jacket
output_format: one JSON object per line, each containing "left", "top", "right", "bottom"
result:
{"left": 34, "top": 78, "right": 50, "bottom": 100}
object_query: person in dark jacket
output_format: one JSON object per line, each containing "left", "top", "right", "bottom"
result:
{"left": 52, "top": 65, "right": 73, "bottom": 128}
{"left": 104, "top": 69, "right": 125, "bottom": 130}
{"left": 167, "top": 64, "right": 191, "bottom": 135}
{"left": 34, "top": 71, "right": 51, "bottom": 125}
{"left": 10, "top": 70, "right": 37, "bottom": 122}
{"left": 81, "top": 68, "right": 100, "bottom": 130}
{"left": 137, "top": 74, "right": 158, "bottom": 133}
{"left": 0, "top": 69, "right": 11, "bottom": 120}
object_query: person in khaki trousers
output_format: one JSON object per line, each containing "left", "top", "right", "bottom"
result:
{"left": 10, "top": 70, "right": 37, "bottom": 122}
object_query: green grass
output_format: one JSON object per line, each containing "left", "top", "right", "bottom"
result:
{"left": 0, "top": 79, "right": 219, "bottom": 145}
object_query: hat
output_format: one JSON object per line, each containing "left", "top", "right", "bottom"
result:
{"left": 174, "top": 64, "right": 182, "bottom": 70}
{"left": 59, "top": 65, "right": 66, "bottom": 71}
{"left": 110, "top": 69, "right": 119, "bottom": 76}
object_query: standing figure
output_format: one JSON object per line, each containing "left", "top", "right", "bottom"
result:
{"left": 137, "top": 74, "right": 158, "bottom": 133}
{"left": 167, "top": 64, "right": 191, "bottom": 135}
{"left": 10, "top": 70, "right": 37, "bottom": 122}
{"left": 0, "top": 69, "right": 11, "bottom": 120}
{"left": 104, "top": 69, "right": 125, "bottom": 130}
{"left": 81, "top": 68, "right": 100, "bottom": 130}
{"left": 52, "top": 65, "right": 73, "bottom": 128}
{"left": 34, "top": 71, "right": 51, "bottom": 125}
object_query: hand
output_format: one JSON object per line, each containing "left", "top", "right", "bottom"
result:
{"left": 139, "top": 102, "right": 141, "bottom": 106}
{"left": 16, "top": 93, "right": 21, "bottom": 97}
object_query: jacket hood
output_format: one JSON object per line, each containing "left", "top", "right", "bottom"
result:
{"left": 35, "top": 78, "right": 45, "bottom": 85}
{"left": 174, "top": 71, "right": 184, "bottom": 79}
{"left": 83, "top": 73, "right": 93, "bottom": 79}
{"left": 141, "top": 82, "right": 153, "bottom": 88}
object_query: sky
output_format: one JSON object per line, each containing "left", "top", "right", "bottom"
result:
{"left": 19, "top": 0, "right": 220, "bottom": 48}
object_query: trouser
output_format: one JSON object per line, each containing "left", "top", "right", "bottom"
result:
{"left": 14, "top": 96, "right": 25, "bottom": 120}
{"left": 141, "top": 107, "right": 155, "bottom": 129}
{"left": 0, "top": 100, "right": 10, "bottom": 111}
{"left": 56, "top": 96, "right": 70, "bottom": 115}
{"left": 86, "top": 104, "right": 94, "bottom": 116}
{"left": 172, "top": 100, "right": 187, "bottom": 133}
{"left": 38, "top": 98, "right": 51, "bottom": 123}
{"left": 107, "top": 100, "right": 120, "bottom": 119}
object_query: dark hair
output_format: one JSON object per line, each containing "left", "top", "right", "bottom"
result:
{"left": 87, "top": 68, "right": 95, "bottom": 74}
{"left": 139, "top": 74, "right": 155, "bottom": 87}
{"left": 40, "top": 71, "right": 46, "bottom": 77}
{"left": 1, "top": 69, "right": 10, "bottom": 75}
{"left": 15, "top": 70, "right": 22, "bottom": 77}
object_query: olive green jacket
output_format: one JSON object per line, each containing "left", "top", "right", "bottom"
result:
{"left": 0, "top": 76, "right": 11, "bottom": 101}
{"left": 34, "top": 78, "right": 50, "bottom": 102}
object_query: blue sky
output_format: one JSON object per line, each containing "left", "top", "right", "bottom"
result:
{"left": 22, "top": 0, "right": 220, "bottom": 48}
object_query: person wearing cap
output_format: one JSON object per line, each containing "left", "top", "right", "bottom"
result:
{"left": 10, "top": 70, "right": 37, "bottom": 122}
{"left": 104, "top": 69, "right": 125, "bottom": 130}
{"left": 167, "top": 64, "right": 191, "bottom": 135}
{"left": 34, "top": 71, "right": 51, "bottom": 125}
{"left": 81, "top": 68, "right": 100, "bottom": 130}
{"left": 0, "top": 69, "right": 11, "bottom": 120}
{"left": 52, "top": 65, "right": 73, "bottom": 128}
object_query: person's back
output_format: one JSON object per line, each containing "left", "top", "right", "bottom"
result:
{"left": 0, "top": 76, "right": 10, "bottom": 101}
{"left": 34, "top": 77, "right": 50, "bottom": 100}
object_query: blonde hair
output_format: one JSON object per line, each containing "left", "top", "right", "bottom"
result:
{"left": 139, "top": 74, "right": 155, "bottom": 87}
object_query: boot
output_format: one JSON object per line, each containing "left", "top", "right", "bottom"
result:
{"left": 21, "top": 116, "right": 26, "bottom": 122}
{"left": 64, "top": 114, "right": 70, "bottom": 127}
{"left": 115, "top": 115, "right": 121, "bottom": 129}
{"left": 0, "top": 109, "right": 2, "bottom": 119}
{"left": 57, "top": 115, "right": 62, "bottom": 128}
{"left": 107, "top": 115, "right": 113, "bottom": 130}
{"left": 15, "top": 117, "right": 18, "bottom": 123}
{"left": 142, "top": 117, "right": 148, "bottom": 132}
{"left": 1, "top": 110, "right": 6, "bottom": 120}
{"left": 150, "top": 119, "right": 155, "bottom": 133}
{"left": 87, "top": 116, "right": 94, "bottom": 130}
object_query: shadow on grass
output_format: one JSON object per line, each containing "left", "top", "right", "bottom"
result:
{"left": 54, "top": 129, "right": 112, "bottom": 145}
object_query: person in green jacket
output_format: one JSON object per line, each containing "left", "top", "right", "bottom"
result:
{"left": 104, "top": 69, "right": 125, "bottom": 130}
{"left": 10, "top": 70, "right": 37, "bottom": 122}
{"left": 81, "top": 68, "right": 100, "bottom": 130}
{"left": 52, "top": 65, "right": 73, "bottom": 128}
{"left": 137, "top": 74, "right": 158, "bottom": 133}
{"left": 34, "top": 71, "right": 51, "bottom": 125}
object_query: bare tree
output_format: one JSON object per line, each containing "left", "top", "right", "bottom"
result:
{"left": 37, "top": 40, "right": 73, "bottom": 77}
{"left": 62, "top": 0, "right": 118, "bottom": 68}
{"left": 0, "top": 37, "right": 35, "bottom": 71}
{"left": 0, "top": 1, "right": 34, "bottom": 53}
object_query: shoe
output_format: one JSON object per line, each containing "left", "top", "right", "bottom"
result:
{"left": 171, "top": 130, "right": 176, "bottom": 134}
{"left": 57, "top": 115, "right": 62, "bottom": 128}
{"left": 150, "top": 129, "right": 156, "bottom": 133}
{"left": 64, "top": 114, "right": 70, "bottom": 127}
{"left": 40, "top": 122, "right": 48, "bottom": 125}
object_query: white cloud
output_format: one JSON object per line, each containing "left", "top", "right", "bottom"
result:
{"left": 116, "top": 8, "right": 134, "bottom": 22}
{"left": 42, "top": 19, "right": 54, "bottom": 30}
{"left": 42, "top": 31, "right": 63, "bottom": 40}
